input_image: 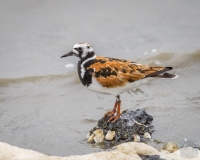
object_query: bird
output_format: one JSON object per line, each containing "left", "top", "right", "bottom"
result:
{"left": 61, "top": 42, "right": 178, "bottom": 123}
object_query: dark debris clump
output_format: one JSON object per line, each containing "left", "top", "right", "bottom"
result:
{"left": 139, "top": 155, "right": 163, "bottom": 160}
{"left": 89, "top": 109, "right": 154, "bottom": 146}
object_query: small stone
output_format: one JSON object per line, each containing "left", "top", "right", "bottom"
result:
{"left": 93, "top": 129, "right": 104, "bottom": 143}
{"left": 143, "top": 132, "right": 151, "bottom": 139}
{"left": 163, "top": 142, "right": 179, "bottom": 153}
{"left": 105, "top": 130, "right": 115, "bottom": 140}
{"left": 88, "top": 133, "right": 95, "bottom": 143}
{"left": 87, "top": 133, "right": 90, "bottom": 139}
{"left": 133, "top": 134, "right": 140, "bottom": 142}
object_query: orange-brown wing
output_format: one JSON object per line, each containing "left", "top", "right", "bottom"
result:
{"left": 134, "top": 64, "right": 167, "bottom": 77}
{"left": 87, "top": 56, "right": 168, "bottom": 88}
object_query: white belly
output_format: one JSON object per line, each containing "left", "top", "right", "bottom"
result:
{"left": 88, "top": 77, "right": 152, "bottom": 96}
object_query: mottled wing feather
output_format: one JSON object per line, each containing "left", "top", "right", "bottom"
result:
{"left": 87, "top": 56, "right": 167, "bottom": 88}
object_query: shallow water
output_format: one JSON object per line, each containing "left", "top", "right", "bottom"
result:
{"left": 0, "top": 0, "right": 200, "bottom": 156}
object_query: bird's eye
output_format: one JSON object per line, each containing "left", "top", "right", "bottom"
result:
{"left": 78, "top": 47, "right": 82, "bottom": 51}
{"left": 87, "top": 46, "right": 90, "bottom": 49}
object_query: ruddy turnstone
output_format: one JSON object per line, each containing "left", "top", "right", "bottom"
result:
{"left": 61, "top": 42, "right": 178, "bottom": 122}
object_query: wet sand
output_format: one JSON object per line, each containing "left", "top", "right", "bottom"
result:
{"left": 0, "top": 0, "right": 200, "bottom": 157}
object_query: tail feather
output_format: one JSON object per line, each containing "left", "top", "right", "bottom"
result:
{"left": 165, "top": 67, "right": 173, "bottom": 71}
{"left": 146, "top": 66, "right": 178, "bottom": 79}
{"left": 154, "top": 72, "right": 178, "bottom": 79}
{"left": 145, "top": 66, "right": 174, "bottom": 78}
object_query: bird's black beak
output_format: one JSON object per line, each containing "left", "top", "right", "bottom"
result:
{"left": 60, "top": 51, "right": 75, "bottom": 58}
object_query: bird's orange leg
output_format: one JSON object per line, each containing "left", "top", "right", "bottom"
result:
{"left": 104, "top": 99, "right": 118, "bottom": 118}
{"left": 104, "top": 95, "right": 121, "bottom": 123}
{"left": 108, "top": 99, "right": 121, "bottom": 123}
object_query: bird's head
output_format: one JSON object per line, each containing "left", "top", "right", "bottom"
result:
{"left": 61, "top": 42, "right": 95, "bottom": 60}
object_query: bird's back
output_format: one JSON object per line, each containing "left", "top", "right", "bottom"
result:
{"left": 85, "top": 56, "right": 175, "bottom": 88}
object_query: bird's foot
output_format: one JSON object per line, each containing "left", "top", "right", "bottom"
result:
{"left": 107, "top": 114, "right": 120, "bottom": 123}
{"left": 103, "top": 110, "right": 115, "bottom": 118}
{"left": 103, "top": 110, "right": 120, "bottom": 123}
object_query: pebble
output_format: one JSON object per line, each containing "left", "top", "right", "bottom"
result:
{"left": 88, "top": 134, "right": 95, "bottom": 143}
{"left": 162, "top": 142, "right": 179, "bottom": 153}
{"left": 93, "top": 129, "right": 104, "bottom": 143}
{"left": 105, "top": 130, "right": 115, "bottom": 140}
{"left": 143, "top": 132, "right": 151, "bottom": 139}
{"left": 133, "top": 134, "right": 140, "bottom": 142}
{"left": 87, "top": 133, "right": 90, "bottom": 139}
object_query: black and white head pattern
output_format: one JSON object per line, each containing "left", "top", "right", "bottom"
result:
{"left": 72, "top": 42, "right": 94, "bottom": 59}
